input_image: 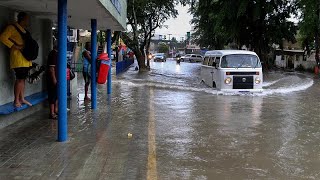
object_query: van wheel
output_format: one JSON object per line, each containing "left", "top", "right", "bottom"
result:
{"left": 212, "top": 82, "right": 216, "bottom": 88}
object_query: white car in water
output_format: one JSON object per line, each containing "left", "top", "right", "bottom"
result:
{"left": 201, "top": 50, "right": 263, "bottom": 92}
{"left": 181, "top": 54, "right": 203, "bottom": 63}
{"left": 153, "top": 53, "right": 166, "bottom": 62}
{"left": 180, "top": 54, "right": 191, "bottom": 62}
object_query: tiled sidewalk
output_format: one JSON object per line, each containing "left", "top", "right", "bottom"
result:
{"left": 0, "top": 89, "right": 150, "bottom": 180}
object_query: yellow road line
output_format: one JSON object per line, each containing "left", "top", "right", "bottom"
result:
{"left": 147, "top": 89, "right": 158, "bottom": 180}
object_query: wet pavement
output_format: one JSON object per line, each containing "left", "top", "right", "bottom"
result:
{"left": 0, "top": 59, "right": 320, "bottom": 179}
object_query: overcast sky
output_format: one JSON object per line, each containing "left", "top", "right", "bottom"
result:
{"left": 155, "top": 4, "right": 192, "bottom": 41}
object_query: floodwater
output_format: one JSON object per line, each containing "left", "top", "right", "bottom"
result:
{"left": 1, "top": 58, "right": 319, "bottom": 179}
{"left": 110, "top": 59, "right": 320, "bottom": 179}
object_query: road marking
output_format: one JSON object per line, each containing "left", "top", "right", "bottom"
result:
{"left": 147, "top": 88, "right": 158, "bottom": 180}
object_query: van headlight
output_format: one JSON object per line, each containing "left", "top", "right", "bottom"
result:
{"left": 224, "top": 77, "right": 232, "bottom": 84}
{"left": 255, "top": 77, "right": 261, "bottom": 84}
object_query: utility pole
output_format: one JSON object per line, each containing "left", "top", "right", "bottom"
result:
{"left": 168, "top": 34, "right": 172, "bottom": 58}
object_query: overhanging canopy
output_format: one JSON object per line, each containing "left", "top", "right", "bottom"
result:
{"left": 0, "top": 0, "right": 126, "bottom": 31}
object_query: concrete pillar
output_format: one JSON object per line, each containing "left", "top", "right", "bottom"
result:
{"left": 106, "top": 29, "right": 112, "bottom": 94}
{"left": 91, "top": 19, "right": 98, "bottom": 109}
{"left": 57, "top": 0, "right": 68, "bottom": 142}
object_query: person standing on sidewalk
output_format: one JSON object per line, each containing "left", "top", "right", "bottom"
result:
{"left": 82, "top": 42, "right": 92, "bottom": 101}
{"left": 0, "top": 12, "right": 32, "bottom": 107}
{"left": 46, "top": 40, "right": 58, "bottom": 119}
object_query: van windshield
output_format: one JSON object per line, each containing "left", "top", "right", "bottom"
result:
{"left": 220, "top": 54, "right": 261, "bottom": 68}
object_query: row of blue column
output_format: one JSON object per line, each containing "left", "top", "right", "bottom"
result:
{"left": 57, "top": 0, "right": 112, "bottom": 142}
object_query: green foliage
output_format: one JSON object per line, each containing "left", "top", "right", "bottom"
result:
{"left": 298, "top": 0, "right": 320, "bottom": 55}
{"left": 97, "top": 31, "right": 105, "bottom": 45}
{"left": 158, "top": 42, "right": 170, "bottom": 53}
{"left": 124, "top": 0, "right": 190, "bottom": 69}
{"left": 191, "top": 0, "right": 298, "bottom": 59}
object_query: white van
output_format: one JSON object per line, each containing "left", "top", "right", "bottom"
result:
{"left": 201, "top": 50, "right": 263, "bottom": 92}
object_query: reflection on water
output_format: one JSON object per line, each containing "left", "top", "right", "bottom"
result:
{"left": 73, "top": 60, "right": 320, "bottom": 179}
{"left": 175, "top": 64, "right": 181, "bottom": 73}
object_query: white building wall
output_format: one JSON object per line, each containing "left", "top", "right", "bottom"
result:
{"left": 295, "top": 53, "right": 317, "bottom": 69}
{"left": 275, "top": 52, "right": 317, "bottom": 70}
{"left": 275, "top": 55, "right": 285, "bottom": 68}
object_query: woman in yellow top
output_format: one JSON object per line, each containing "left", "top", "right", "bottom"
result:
{"left": 0, "top": 12, "right": 32, "bottom": 107}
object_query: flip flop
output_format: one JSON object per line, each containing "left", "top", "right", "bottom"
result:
{"left": 14, "top": 103, "right": 22, "bottom": 108}
{"left": 21, "top": 100, "right": 32, "bottom": 107}
{"left": 49, "top": 114, "right": 57, "bottom": 120}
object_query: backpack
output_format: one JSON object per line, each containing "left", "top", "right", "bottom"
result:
{"left": 13, "top": 25, "right": 39, "bottom": 61}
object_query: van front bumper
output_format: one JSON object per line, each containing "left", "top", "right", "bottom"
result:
{"left": 220, "top": 89, "right": 263, "bottom": 93}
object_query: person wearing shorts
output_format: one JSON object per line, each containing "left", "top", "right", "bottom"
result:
{"left": 14, "top": 67, "right": 29, "bottom": 80}
{"left": 82, "top": 42, "right": 92, "bottom": 101}
{"left": 0, "top": 12, "right": 32, "bottom": 107}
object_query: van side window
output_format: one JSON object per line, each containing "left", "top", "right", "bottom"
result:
{"left": 215, "top": 57, "right": 221, "bottom": 67}
{"left": 209, "top": 57, "right": 216, "bottom": 66}
{"left": 203, "top": 57, "right": 209, "bottom": 65}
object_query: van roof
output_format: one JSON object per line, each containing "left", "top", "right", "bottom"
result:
{"left": 205, "top": 50, "right": 258, "bottom": 56}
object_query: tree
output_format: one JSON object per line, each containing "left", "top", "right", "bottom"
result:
{"left": 169, "top": 37, "right": 178, "bottom": 48}
{"left": 123, "top": 0, "right": 190, "bottom": 70}
{"left": 298, "top": 0, "right": 320, "bottom": 65}
{"left": 158, "top": 42, "right": 170, "bottom": 53}
{"left": 191, "top": 0, "right": 297, "bottom": 63}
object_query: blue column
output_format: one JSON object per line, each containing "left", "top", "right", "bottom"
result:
{"left": 91, "top": 19, "right": 98, "bottom": 109}
{"left": 57, "top": 0, "right": 68, "bottom": 142}
{"left": 106, "top": 29, "right": 112, "bottom": 94}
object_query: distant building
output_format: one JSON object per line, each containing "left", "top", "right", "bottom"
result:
{"left": 273, "top": 38, "right": 317, "bottom": 70}
{"left": 275, "top": 49, "right": 316, "bottom": 70}
{"left": 185, "top": 44, "right": 201, "bottom": 54}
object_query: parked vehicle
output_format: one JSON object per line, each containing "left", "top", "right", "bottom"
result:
{"left": 181, "top": 54, "right": 203, "bottom": 62}
{"left": 153, "top": 53, "right": 166, "bottom": 62}
{"left": 201, "top": 50, "right": 263, "bottom": 92}
{"left": 189, "top": 54, "right": 203, "bottom": 63}
{"left": 180, "top": 54, "right": 191, "bottom": 62}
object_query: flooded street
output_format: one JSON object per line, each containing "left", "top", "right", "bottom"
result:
{"left": 111, "top": 59, "right": 320, "bottom": 179}
{"left": 1, "top": 59, "right": 320, "bottom": 179}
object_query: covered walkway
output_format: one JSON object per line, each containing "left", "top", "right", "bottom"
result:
{"left": 0, "top": 73, "right": 151, "bottom": 179}
{"left": 0, "top": 0, "right": 127, "bottom": 142}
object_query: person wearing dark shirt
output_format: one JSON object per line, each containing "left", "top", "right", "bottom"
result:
{"left": 47, "top": 41, "right": 58, "bottom": 119}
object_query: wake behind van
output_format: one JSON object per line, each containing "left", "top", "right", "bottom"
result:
{"left": 201, "top": 50, "right": 263, "bottom": 92}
